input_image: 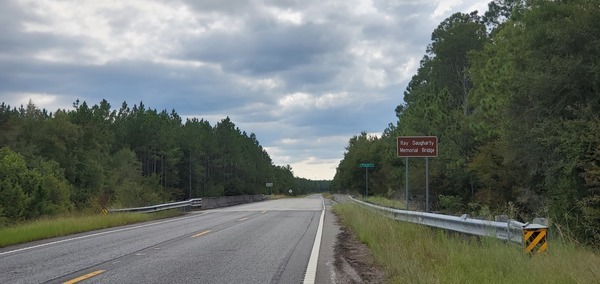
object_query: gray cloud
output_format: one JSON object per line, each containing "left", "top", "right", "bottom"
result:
{"left": 181, "top": 21, "right": 350, "bottom": 76}
{"left": 0, "top": 0, "right": 489, "bottom": 179}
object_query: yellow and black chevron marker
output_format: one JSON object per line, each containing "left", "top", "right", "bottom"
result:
{"left": 523, "top": 225, "right": 548, "bottom": 254}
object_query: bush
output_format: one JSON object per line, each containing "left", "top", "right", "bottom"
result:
{"left": 437, "top": 195, "right": 463, "bottom": 214}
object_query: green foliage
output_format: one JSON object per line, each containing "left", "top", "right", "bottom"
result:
{"left": 296, "top": 178, "right": 330, "bottom": 195}
{"left": 271, "top": 165, "right": 296, "bottom": 195}
{"left": 114, "top": 178, "right": 166, "bottom": 208}
{"left": 333, "top": 0, "right": 600, "bottom": 247}
{"left": 0, "top": 99, "right": 320, "bottom": 225}
{"left": 31, "top": 159, "right": 73, "bottom": 216}
{"left": 437, "top": 195, "right": 464, "bottom": 214}
{"left": 0, "top": 147, "right": 29, "bottom": 222}
{"left": 107, "top": 148, "right": 167, "bottom": 207}
{"left": 0, "top": 147, "right": 74, "bottom": 224}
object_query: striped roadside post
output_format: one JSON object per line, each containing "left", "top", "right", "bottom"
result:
{"left": 523, "top": 224, "right": 548, "bottom": 254}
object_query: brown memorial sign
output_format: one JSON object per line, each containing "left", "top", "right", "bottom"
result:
{"left": 397, "top": 136, "right": 438, "bottom": 157}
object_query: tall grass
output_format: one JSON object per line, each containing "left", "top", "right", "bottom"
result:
{"left": 0, "top": 210, "right": 181, "bottom": 248}
{"left": 334, "top": 203, "right": 600, "bottom": 283}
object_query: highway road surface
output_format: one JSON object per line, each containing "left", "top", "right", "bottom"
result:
{"left": 0, "top": 194, "right": 338, "bottom": 284}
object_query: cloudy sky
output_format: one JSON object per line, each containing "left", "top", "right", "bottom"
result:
{"left": 0, "top": 0, "right": 489, "bottom": 180}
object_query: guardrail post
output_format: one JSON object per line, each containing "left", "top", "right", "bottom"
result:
{"left": 523, "top": 225, "right": 548, "bottom": 254}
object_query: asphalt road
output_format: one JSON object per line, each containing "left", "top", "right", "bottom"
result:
{"left": 0, "top": 195, "right": 333, "bottom": 284}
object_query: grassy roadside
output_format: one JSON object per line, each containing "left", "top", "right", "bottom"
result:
{"left": 0, "top": 210, "right": 181, "bottom": 248}
{"left": 334, "top": 203, "right": 600, "bottom": 283}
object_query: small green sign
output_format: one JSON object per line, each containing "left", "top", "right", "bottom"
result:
{"left": 359, "top": 163, "right": 374, "bottom": 168}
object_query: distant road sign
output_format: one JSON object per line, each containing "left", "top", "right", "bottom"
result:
{"left": 359, "top": 163, "right": 374, "bottom": 168}
{"left": 266, "top": 183, "right": 273, "bottom": 187}
{"left": 397, "top": 136, "right": 438, "bottom": 157}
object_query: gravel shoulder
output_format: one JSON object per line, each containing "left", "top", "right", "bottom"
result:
{"left": 318, "top": 196, "right": 387, "bottom": 284}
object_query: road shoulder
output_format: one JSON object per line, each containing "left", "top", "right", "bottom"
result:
{"left": 316, "top": 198, "right": 340, "bottom": 284}
{"left": 316, "top": 197, "right": 387, "bottom": 284}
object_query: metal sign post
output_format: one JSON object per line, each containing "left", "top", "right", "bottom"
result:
{"left": 397, "top": 136, "right": 438, "bottom": 212}
{"left": 266, "top": 182, "right": 273, "bottom": 195}
{"left": 405, "top": 157, "right": 409, "bottom": 210}
{"left": 426, "top": 157, "right": 429, "bottom": 212}
{"left": 359, "top": 163, "right": 374, "bottom": 197}
{"left": 366, "top": 167, "right": 368, "bottom": 197}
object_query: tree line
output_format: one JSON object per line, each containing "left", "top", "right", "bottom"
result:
{"left": 332, "top": 0, "right": 600, "bottom": 247}
{"left": 0, "top": 99, "right": 328, "bottom": 226}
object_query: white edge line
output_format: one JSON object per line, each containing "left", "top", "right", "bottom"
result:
{"left": 303, "top": 197, "right": 326, "bottom": 284}
{"left": 0, "top": 213, "right": 204, "bottom": 256}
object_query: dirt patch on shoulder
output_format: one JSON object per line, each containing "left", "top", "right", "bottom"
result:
{"left": 333, "top": 226, "right": 387, "bottom": 283}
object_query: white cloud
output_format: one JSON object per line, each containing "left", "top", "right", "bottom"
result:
{"left": 277, "top": 92, "right": 313, "bottom": 110}
{"left": 1, "top": 92, "right": 74, "bottom": 112}
{"left": 352, "top": 0, "right": 378, "bottom": 15}
{"left": 152, "top": 58, "right": 219, "bottom": 70}
{"left": 290, "top": 158, "right": 340, "bottom": 180}
{"left": 396, "top": 57, "right": 420, "bottom": 83}
{"left": 465, "top": 1, "right": 490, "bottom": 15}
{"left": 236, "top": 76, "right": 283, "bottom": 92}
{"left": 274, "top": 91, "right": 359, "bottom": 116}
{"left": 265, "top": 6, "right": 304, "bottom": 25}
{"left": 263, "top": 146, "right": 292, "bottom": 165}
{"left": 265, "top": 146, "right": 340, "bottom": 180}
{"left": 315, "top": 92, "right": 352, "bottom": 109}
{"left": 0, "top": 0, "right": 491, "bottom": 180}
{"left": 18, "top": 0, "right": 221, "bottom": 64}
{"left": 431, "top": 0, "right": 463, "bottom": 18}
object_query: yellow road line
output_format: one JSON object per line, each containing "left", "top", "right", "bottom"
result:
{"left": 192, "top": 230, "right": 211, "bottom": 238}
{"left": 239, "top": 217, "right": 249, "bottom": 221}
{"left": 63, "top": 270, "right": 106, "bottom": 284}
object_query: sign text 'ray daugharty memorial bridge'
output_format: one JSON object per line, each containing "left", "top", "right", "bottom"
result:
{"left": 396, "top": 136, "right": 438, "bottom": 157}
{"left": 397, "top": 136, "right": 438, "bottom": 212}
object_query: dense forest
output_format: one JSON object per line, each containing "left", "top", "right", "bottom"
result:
{"left": 332, "top": 0, "right": 600, "bottom": 246}
{"left": 0, "top": 99, "right": 328, "bottom": 226}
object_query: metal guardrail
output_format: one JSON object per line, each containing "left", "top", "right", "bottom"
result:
{"left": 108, "top": 198, "right": 202, "bottom": 213}
{"left": 349, "top": 196, "right": 547, "bottom": 246}
{"left": 107, "top": 194, "right": 266, "bottom": 213}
